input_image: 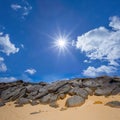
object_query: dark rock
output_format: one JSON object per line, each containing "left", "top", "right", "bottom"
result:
{"left": 16, "top": 97, "right": 29, "bottom": 105}
{"left": 48, "top": 81, "right": 68, "bottom": 92}
{"left": 40, "top": 94, "right": 51, "bottom": 104}
{"left": 70, "top": 79, "right": 82, "bottom": 87}
{"left": 94, "top": 85, "right": 116, "bottom": 96}
{"left": 0, "top": 101, "right": 5, "bottom": 107}
{"left": 69, "top": 87, "right": 88, "bottom": 99}
{"left": 111, "top": 87, "right": 120, "bottom": 95}
{"left": 50, "top": 94, "right": 58, "bottom": 102}
{"left": 1, "top": 86, "right": 25, "bottom": 101}
{"left": 84, "top": 87, "right": 94, "bottom": 96}
{"left": 66, "top": 95, "right": 85, "bottom": 107}
{"left": 49, "top": 101, "right": 59, "bottom": 108}
{"left": 105, "top": 101, "right": 120, "bottom": 108}
{"left": 33, "top": 88, "right": 48, "bottom": 99}
{"left": 56, "top": 84, "right": 71, "bottom": 94}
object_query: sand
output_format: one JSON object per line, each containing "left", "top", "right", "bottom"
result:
{"left": 0, "top": 95, "right": 120, "bottom": 120}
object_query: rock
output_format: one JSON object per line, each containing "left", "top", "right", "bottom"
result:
{"left": 111, "top": 87, "right": 120, "bottom": 95}
{"left": 56, "top": 84, "right": 71, "bottom": 94}
{"left": 15, "top": 97, "right": 29, "bottom": 105}
{"left": 0, "top": 101, "right": 5, "bottom": 107}
{"left": 48, "top": 81, "right": 68, "bottom": 92}
{"left": 84, "top": 87, "right": 94, "bottom": 96}
{"left": 40, "top": 94, "right": 51, "bottom": 104}
{"left": 49, "top": 101, "right": 59, "bottom": 108}
{"left": 66, "top": 95, "right": 85, "bottom": 107}
{"left": 26, "top": 85, "right": 41, "bottom": 93}
{"left": 1, "top": 86, "right": 26, "bottom": 101}
{"left": 50, "top": 94, "right": 58, "bottom": 102}
{"left": 69, "top": 87, "right": 88, "bottom": 99}
{"left": 83, "top": 79, "right": 100, "bottom": 88}
{"left": 70, "top": 79, "right": 82, "bottom": 87}
{"left": 33, "top": 89, "right": 48, "bottom": 99}
{"left": 94, "top": 85, "right": 116, "bottom": 96}
{"left": 11, "top": 87, "right": 26, "bottom": 101}
{"left": 105, "top": 101, "right": 120, "bottom": 108}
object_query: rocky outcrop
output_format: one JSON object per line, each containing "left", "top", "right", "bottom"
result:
{"left": 0, "top": 76, "right": 120, "bottom": 108}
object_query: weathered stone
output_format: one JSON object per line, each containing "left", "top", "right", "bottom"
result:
{"left": 56, "top": 84, "right": 71, "bottom": 94}
{"left": 40, "top": 94, "right": 51, "bottom": 104}
{"left": 69, "top": 87, "right": 88, "bottom": 99}
{"left": 16, "top": 97, "right": 29, "bottom": 105}
{"left": 26, "top": 85, "right": 41, "bottom": 93}
{"left": 111, "top": 87, "right": 120, "bottom": 95}
{"left": 66, "top": 95, "right": 85, "bottom": 107}
{"left": 83, "top": 79, "right": 100, "bottom": 88}
{"left": 94, "top": 85, "right": 116, "bottom": 96}
{"left": 105, "top": 101, "right": 120, "bottom": 108}
{"left": 48, "top": 81, "right": 68, "bottom": 92}
{"left": 49, "top": 101, "right": 59, "bottom": 108}
{"left": 84, "top": 87, "right": 94, "bottom": 96}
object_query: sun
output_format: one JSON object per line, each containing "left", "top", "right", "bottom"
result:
{"left": 55, "top": 37, "right": 67, "bottom": 48}
{"left": 49, "top": 30, "right": 71, "bottom": 55}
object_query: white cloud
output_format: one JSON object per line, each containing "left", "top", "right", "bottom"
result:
{"left": 0, "top": 57, "right": 7, "bottom": 72}
{"left": 76, "top": 16, "right": 120, "bottom": 77}
{"left": 25, "top": 68, "right": 36, "bottom": 75}
{"left": 11, "top": 1, "right": 32, "bottom": 18}
{"left": 0, "top": 33, "right": 19, "bottom": 55}
{"left": 109, "top": 16, "right": 120, "bottom": 30}
{"left": 83, "top": 65, "right": 117, "bottom": 77}
{"left": 0, "top": 77, "right": 17, "bottom": 83}
{"left": 11, "top": 4, "right": 22, "bottom": 10}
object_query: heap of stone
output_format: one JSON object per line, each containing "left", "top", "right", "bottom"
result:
{"left": 0, "top": 76, "right": 120, "bottom": 108}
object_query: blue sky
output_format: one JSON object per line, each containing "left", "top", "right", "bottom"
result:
{"left": 0, "top": 0, "right": 120, "bottom": 82}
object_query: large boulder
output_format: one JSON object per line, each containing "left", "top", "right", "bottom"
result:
{"left": 66, "top": 95, "right": 85, "bottom": 107}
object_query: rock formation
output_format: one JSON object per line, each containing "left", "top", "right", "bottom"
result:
{"left": 0, "top": 76, "right": 120, "bottom": 108}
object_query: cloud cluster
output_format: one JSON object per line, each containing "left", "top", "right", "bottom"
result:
{"left": 0, "top": 32, "right": 19, "bottom": 72}
{"left": 83, "top": 65, "right": 117, "bottom": 77}
{"left": 25, "top": 68, "right": 36, "bottom": 75}
{"left": 0, "top": 33, "right": 19, "bottom": 55}
{"left": 76, "top": 16, "right": 120, "bottom": 77}
{"left": 11, "top": 0, "right": 32, "bottom": 18}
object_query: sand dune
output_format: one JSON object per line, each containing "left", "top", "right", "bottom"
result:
{"left": 0, "top": 95, "right": 120, "bottom": 120}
